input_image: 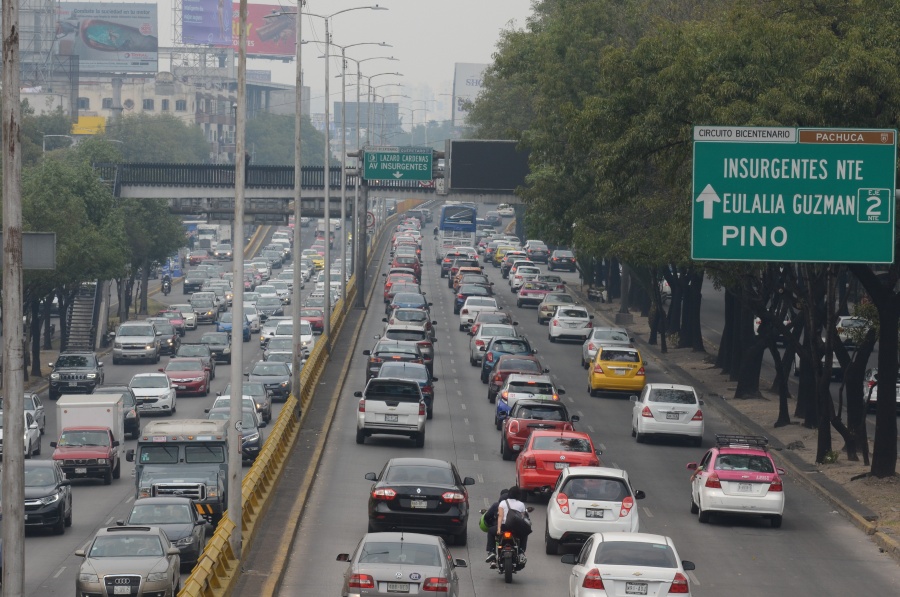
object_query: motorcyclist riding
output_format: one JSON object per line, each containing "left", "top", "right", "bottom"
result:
{"left": 489, "top": 486, "right": 530, "bottom": 566}
{"left": 482, "top": 488, "right": 510, "bottom": 567}
{"left": 161, "top": 273, "right": 172, "bottom": 296}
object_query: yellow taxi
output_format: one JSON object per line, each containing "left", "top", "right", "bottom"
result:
{"left": 493, "top": 245, "right": 517, "bottom": 267}
{"left": 301, "top": 249, "right": 325, "bottom": 270}
{"left": 588, "top": 345, "right": 646, "bottom": 396}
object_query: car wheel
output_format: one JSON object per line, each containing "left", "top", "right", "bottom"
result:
{"left": 516, "top": 300, "right": 522, "bottom": 307}
{"left": 103, "top": 467, "right": 113, "bottom": 486}
{"left": 415, "top": 432, "right": 425, "bottom": 448}
{"left": 770, "top": 515, "right": 783, "bottom": 528}
{"left": 549, "top": 334, "right": 556, "bottom": 343}
{"left": 631, "top": 426, "right": 636, "bottom": 438}
{"left": 698, "top": 502, "right": 710, "bottom": 524}
{"left": 65, "top": 503, "right": 73, "bottom": 527}
{"left": 501, "top": 438, "right": 515, "bottom": 461}
{"left": 545, "top": 527, "right": 560, "bottom": 555}
{"left": 480, "top": 372, "right": 488, "bottom": 384}
{"left": 469, "top": 355, "right": 476, "bottom": 366}
{"left": 52, "top": 509, "right": 65, "bottom": 535}
{"left": 204, "top": 381, "right": 210, "bottom": 395}
{"left": 24, "top": 441, "right": 32, "bottom": 459}
{"left": 34, "top": 438, "right": 41, "bottom": 456}
{"left": 459, "top": 324, "right": 465, "bottom": 332}
{"left": 355, "top": 429, "right": 366, "bottom": 445}
{"left": 112, "top": 356, "right": 120, "bottom": 365}
{"left": 690, "top": 494, "right": 699, "bottom": 515}
{"left": 635, "top": 429, "right": 645, "bottom": 443}
{"left": 587, "top": 386, "right": 596, "bottom": 398}
{"left": 488, "top": 391, "right": 495, "bottom": 404}
{"left": 40, "top": 424, "right": 45, "bottom": 435}
{"left": 113, "top": 459, "right": 121, "bottom": 480}
{"left": 426, "top": 407, "right": 433, "bottom": 420}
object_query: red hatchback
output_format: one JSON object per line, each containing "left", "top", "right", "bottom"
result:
{"left": 515, "top": 430, "right": 601, "bottom": 497}
{"left": 391, "top": 255, "right": 421, "bottom": 279}
{"left": 501, "top": 399, "right": 579, "bottom": 461}
{"left": 159, "top": 357, "right": 210, "bottom": 396}
{"left": 300, "top": 307, "right": 325, "bottom": 335}
{"left": 383, "top": 273, "right": 417, "bottom": 303}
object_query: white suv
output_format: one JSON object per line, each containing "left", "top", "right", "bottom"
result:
{"left": 548, "top": 305, "right": 594, "bottom": 342}
{"left": 354, "top": 378, "right": 426, "bottom": 447}
{"left": 545, "top": 466, "right": 646, "bottom": 555}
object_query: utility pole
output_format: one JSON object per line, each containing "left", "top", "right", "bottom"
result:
{"left": 228, "top": 0, "right": 248, "bottom": 558}
{"left": 339, "top": 47, "right": 348, "bottom": 305}
{"left": 355, "top": 68, "right": 364, "bottom": 309}
{"left": 2, "top": 0, "right": 25, "bottom": 591}
{"left": 291, "top": 1, "right": 305, "bottom": 399}
{"left": 323, "top": 17, "right": 332, "bottom": 341}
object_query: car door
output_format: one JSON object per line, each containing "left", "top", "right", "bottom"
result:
{"left": 570, "top": 536, "right": 594, "bottom": 596}
{"left": 25, "top": 412, "right": 39, "bottom": 452}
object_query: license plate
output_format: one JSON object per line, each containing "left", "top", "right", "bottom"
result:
{"left": 386, "top": 583, "right": 410, "bottom": 593}
{"left": 626, "top": 582, "right": 648, "bottom": 595}
{"left": 385, "top": 414, "right": 399, "bottom": 422}
{"left": 75, "top": 467, "right": 87, "bottom": 474}
{"left": 738, "top": 483, "right": 752, "bottom": 493}
{"left": 114, "top": 587, "right": 132, "bottom": 595}
{"left": 410, "top": 499, "right": 428, "bottom": 509}
{"left": 177, "top": 385, "right": 187, "bottom": 390}
{"left": 666, "top": 412, "right": 680, "bottom": 420}
{"left": 554, "top": 462, "right": 569, "bottom": 470}
{"left": 68, "top": 382, "right": 77, "bottom": 387}
{"left": 615, "top": 369, "right": 627, "bottom": 376}
{"left": 585, "top": 509, "right": 604, "bottom": 518}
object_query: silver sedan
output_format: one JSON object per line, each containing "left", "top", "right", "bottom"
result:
{"left": 581, "top": 327, "right": 634, "bottom": 367}
{"left": 468, "top": 323, "right": 519, "bottom": 366}
{"left": 337, "top": 532, "right": 467, "bottom": 597}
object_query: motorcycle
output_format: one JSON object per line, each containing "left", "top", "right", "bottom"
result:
{"left": 161, "top": 280, "right": 171, "bottom": 296}
{"left": 482, "top": 506, "right": 534, "bottom": 583}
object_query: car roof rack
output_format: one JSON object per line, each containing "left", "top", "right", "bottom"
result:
{"left": 715, "top": 434, "right": 769, "bottom": 450}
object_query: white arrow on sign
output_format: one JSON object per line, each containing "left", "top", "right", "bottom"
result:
{"left": 392, "top": 172, "right": 403, "bottom": 179}
{"left": 696, "top": 184, "right": 721, "bottom": 220}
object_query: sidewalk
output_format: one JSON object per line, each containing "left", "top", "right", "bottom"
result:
{"left": 567, "top": 283, "right": 900, "bottom": 563}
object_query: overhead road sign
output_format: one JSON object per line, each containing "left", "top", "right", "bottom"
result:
{"left": 363, "top": 147, "right": 433, "bottom": 182}
{"left": 692, "top": 126, "right": 896, "bottom": 263}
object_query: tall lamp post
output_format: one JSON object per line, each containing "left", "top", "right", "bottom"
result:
{"left": 365, "top": 74, "right": 403, "bottom": 145}
{"left": 411, "top": 99, "right": 436, "bottom": 146}
{"left": 320, "top": 41, "right": 391, "bottom": 306}
{"left": 379, "top": 93, "right": 408, "bottom": 144}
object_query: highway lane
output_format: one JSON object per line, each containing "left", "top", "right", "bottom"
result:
{"left": 20, "top": 220, "right": 339, "bottom": 595}
{"left": 281, "top": 218, "right": 900, "bottom": 596}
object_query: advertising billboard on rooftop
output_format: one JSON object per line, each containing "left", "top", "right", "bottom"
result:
{"left": 56, "top": 3, "right": 158, "bottom": 74}
{"left": 452, "top": 63, "right": 488, "bottom": 127}
{"left": 182, "top": 2, "right": 297, "bottom": 58}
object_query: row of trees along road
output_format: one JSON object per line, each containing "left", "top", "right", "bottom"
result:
{"left": 466, "top": 0, "right": 899, "bottom": 478}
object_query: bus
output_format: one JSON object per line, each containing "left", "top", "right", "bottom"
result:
{"left": 434, "top": 203, "right": 478, "bottom": 263}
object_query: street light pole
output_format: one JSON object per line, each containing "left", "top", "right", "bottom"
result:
{"left": 323, "top": 16, "right": 332, "bottom": 340}
{"left": 291, "top": 0, "right": 305, "bottom": 400}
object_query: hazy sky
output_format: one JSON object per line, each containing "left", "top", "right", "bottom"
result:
{"left": 149, "top": 0, "right": 536, "bottom": 121}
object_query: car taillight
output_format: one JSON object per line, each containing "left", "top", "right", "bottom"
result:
{"left": 552, "top": 320, "right": 559, "bottom": 326}
{"left": 508, "top": 420, "right": 519, "bottom": 434}
{"left": 523, "top": 456, "right": 536, "bottom": 469}
{"left": 461, "top": 308, "right": 468, "bottom": 315}
{"left": 418, "top": 341, "right": 431, "bottom": 348}
{"left": 358, "top": 399, "right": 365, "bottom": 413}
{"left": 620, "top": 495, "right": 634, "bottom": 517}
{"left": 441, "top": 491, "right": 466, "bottom": 503}
{"left": 552, "top": 394, "right": 560, "bottom": 401}
{"left": 867, "top": 380, "right": 876, "bottom": 389}
{"left": 419, "top": 402, "right": 426, "bottom": 416}
{"left": 500, "top": 391, "right": 509, "bottom": 402}
{"left": 349, "top": 574, "right": 375, "bottom": 589}
{"left": 556, "top": 492, "right": 570, "bottom": 514}
{"left": 475, "top": 340, "right": 484, "bottom": 347}
{"left": 593, "top": 364, "right": 604, "bottom": 374}
{"left": 471, "top": 325, "right": 480, "bottom": 334}
{"left": 494, "top": 374, "right": 503, "bottom": 382}
{"left": 691, "top": 410, "right": 703, "bottom": 421}
{"left": 769, "top": 476, "right": 783, "bottom": 492}
{"left": 457, "top": 294, "right": 464, "bottom": 300}
{"left": 582, "top": 568, "right": 605, "bottom": 589}
{"left": 641, "top": 406, "right": 653, "bottom": 418}
{"left": 586, "top": 321, "right": 593, "bottom": 328}
{"left": 668, "top": 572, "right": 690, "bottom": 594}
{"left": 636, "top": 366, "right": 646, "bottom": 376}
{"left": 705, "top": 473, "right": 722, "bottom": 489}
{"left": 486, "top": 352, "right": 494, "bottom": 362}
{"left": 372, "top": 488, "right": 397, "bottom": 500}
{"left": 423, "top": 577, "right": 450, "bottom": 592}
{"left": 588, "top": 343, "right": 596, "bottom": 351}
{"left": 370, "top": 357, "right": 383, "bottom": 364}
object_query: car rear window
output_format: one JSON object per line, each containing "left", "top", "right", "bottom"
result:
{"left": 561, "top": 477, "right": 629, "bottom": 501}
{"left": 510, "top": 382, "right": 554, "bottom": 395}
{"left": 558, "top": 309, "right": 588, "bottom": 318}
{"left": 515, "top": 405, "right": 565, "bottom": 421}
{"left": 593, "top": 541, "right": 677, "bottom": 568}
{"left": 593, "top": 330, "right": 630, "bottom": 342}
{"left": 532, "top": 436, "right": 592, "bottom": 452}
{"left": 385, "top": 465, "right": 454, "bottom": 485}
{"left": 385, "top": 329, "right": 427, "bottom": 342}
{"left": 357, "top": 541, "right": 442, "bottom": 566}
{"left": 601, "top": 350, "right": 640, "bottom": 363}
{"left": 713, "top": 454, "right": 774, "bottom": 473}
{"left": 648, "top": 388, "right": 697, "bottom": 404}
{"left": 492, "top": 340, "right": 530, "bottom": 353}
{"left": 501, "top": 358, "right": 542, "bottom": 372}
{"left": 366, "top": 382, "right": 421, "bottom": 402}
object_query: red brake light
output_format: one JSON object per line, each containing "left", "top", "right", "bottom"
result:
{"left": 769, "top": 476, "right": 783, "bottom": 492}
{"left": 705, "top": 473, "right": 722, "bottom": 489}
{"left": 372, "top": 488, "right": 396, "bottom": 500}
{"left": 641, "top": 406, "right": 653, "bottom": 418}
{"left": 503, "top": 531, "right": 513, "bottom": 539}
{"left": 441, "top": 491, "right": 466, "bottom": 503}
{"left": 636, "top": 366, "right": 646, "bottom": 376}
{"left": 457, "top": 294, "right": 464, "bottom": 300}
{"left": 508, "top": 420, "right": 519, "bottom": 435}
{"left": 494, "top": 374, "right": 502, "bottom": 382}
{"left": 486, "top": 352, "right": 494, "bottom": 362}
{"left": 586, "top": 321, "right": 593, "bottom": 328}
{"left": 358, "top": 399, "right": 365, "bottom": 413}
{"left": 349, "top": 574, "right": 375, "bottom": 589}
{"left": 556, "top": 492, "right": 570, "bottom": 514}
{"left": 475, "top": 340, "right": 484, "bottom": 347}
{"left": 552, "top": 320, "right": 559, "bottom": 326}
{"left": 588, "top": 343, "right": 596, "bottom": 351}
{"left": 500, "top": 391, "right": 509, "bottom": 402}
{"left": 417, "top": 341, "right": 431, "bottom": 347}
{"left": 691, "top": 410, "right": 703, "bottom": 421}
{"left": 582, "top": 568, "right": 605, "bottom": 589}
{"left": 668, "top": 572, "right": 690, "bottom": 594}
{"left": 419, "top": 402, "right": 426, "bottom": 416}
{"left": 620, "top": 495, "right": 634, "bottom": 517}
{"left": 423, "top": 577, "right": 450, "bottom": 592}
{"left": 461, "top": 308, "right": 468, "bottom": 314}
{"left": 523, "top": 455, "right": 536, "bottom": 469}
{"left": 593, "top": 364, "right": 604, "bottom": 374}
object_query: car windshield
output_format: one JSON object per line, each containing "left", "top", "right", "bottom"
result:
{"left": 357, "top": 540, "right": 442, "bottom": 566}
{"left": 601, "top": 350, "right": 640, "bottom": 363}
{"left": 219, "top": 313, "right": 233, "bottom": 323}
{"left": 165, "top": 360, "right": 203, "bottom": 372}
{"left": 393, "top": 310, "right": 426, "bottom": 323}
{"left": 57, "top": 430, "right": 109, "bottom": 447}
{"left": 252, "top": 363, "right": 289, "bottom": 376}
{"left": 301, "top": 309, "right": 323, "bottom": 318}
{"left": 139, "top": 445, "right": 179, "bottom": 464}
{"left": 243, "top": 307, "right": 258, "bottom": 317}
{"left": 128, "top": 503, "right": 193, "bottom": 525}
{"left": 201, "top": 334, "right": 228, "bottom": 344}
{"left": 257, "top": 297, "right": 282, "bottom": 307}
{"left": 460, "top": 285, "right": 489, "bottom": 296}
{"left": 545, "top": 294, "right": 574, "bottom": 303}
{"left": 178, "top": 346, "right": 208, "bottom": 357}
{"left": 648, "top": 388, "right": 697, "bottom": 404}
{"left": 268, "top": 337, "right": 292, "bottom": 350}
{"left": 89, "top": 535, "right": 164, "bottom": 558}
{"left": 376, "top": 344, "right": 419, "bottom": 357}
{"left": 481, "top": 326, "right": 515, "bottom": 338}
{"left": 192, "top": 300, "right": 215, "bottom": 308}
{"left": 593, "top": 541, "right": 678, "bottom": 568}
{"left": 393, "top": 293, "right": 425, "bottom": 304}
{"left": 275, "top": 324, "right": 293, "bottom": 336}
{"left": 385, "top": 465, "right": 454, "bottom": 485}
{"left": 477, "top": 313, "right": 510, "bottom": 324}
{"left": 131, "top": 376, "right": 169, "bottom": 389}
{"left": 154, "top": 323, "right": 176, "bottom": 335}
{"left": 501, "top": 358, "right": 542, "bottom": 372}
{"left": 714, "top": 454, "right": 775, "bottom": 473}
{"left": 24, "top": 467, "right": 58, "bottom": 487}
{"left": 532, "top": 435, "right": 591, "bottom": 452}
{"left": 185, "top": 445, "right": 226, "bottom": 463}
{"left": 561, "top": 477, "right": 629, "bottom": 501}
{"left": 515, "top": 405, "right": 565, "bottom": 421}
{"left": 55, "top": 355, "right": 93, "bottom": 368}
{"left": 222, "top": 382, "right": 266, "bottom": 397}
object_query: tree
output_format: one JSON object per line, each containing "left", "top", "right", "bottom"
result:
{"left": 20, "top": 100, "right": 73, "bottom": 168}
{"left": 104, "top": 113, "right": 210, "bottom": 163}
{"left": 245, "top": 112, "right": 331, "bottom": 166}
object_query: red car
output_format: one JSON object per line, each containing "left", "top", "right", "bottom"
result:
{"left": 188, "top": 250, "right": 209, "bottom": 266}
{"left": 157, "top": 309, "right": 187, "bottom": 336}
{"left": 486, "top": 354, "right": 546, "bottom": 403}
{"left": 300, "top": 307, "right": 325, "bottom": 335}
{"left": 516, "top": 281, "right": 553, "bottom": 308}
{"left": 383, "top": 273, "right": 418, "bottom": 303}
{"left": 391, "top": 255, "right": 421, "bottom": 279}
{"left": 501, "top": 399, "right": 579, "bottom": 461}
{"left": 159, "top": 357, "right": 210, "bottom": 396}
{"left": 515, "top": 430, "right": 602, "bottom": 497}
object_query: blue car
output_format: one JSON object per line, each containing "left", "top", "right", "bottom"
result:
{"left": 386, "top": 292, "right": 431, "bottom": 317}
{"left": 216, "top": 312, "right": 251, "bottom": 342}
{"left": 480, "top": 336, "right": 537, "bottom": 383}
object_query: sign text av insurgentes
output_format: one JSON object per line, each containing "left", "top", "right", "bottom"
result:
{"left": 692, "top": 127, "right": 897, "bottom": 263}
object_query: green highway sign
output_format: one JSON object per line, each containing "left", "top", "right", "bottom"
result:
{"left": 363, "top": 146, "right": 433, "bottom": 181}
{"left": 692, "top": 127, "right": 897, "bottom": 263}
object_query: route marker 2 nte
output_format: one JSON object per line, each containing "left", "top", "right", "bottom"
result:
{"left": 692, "top": 126, "right": 897, "bottom": 263}
{"left": 363, "top": 146, "right": 433, "bottom": 182}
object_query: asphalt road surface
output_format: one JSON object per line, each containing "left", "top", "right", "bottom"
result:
{"left": 279, "top": 216, "right": 900, "bottom": 596}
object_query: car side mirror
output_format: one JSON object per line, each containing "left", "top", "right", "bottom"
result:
{"left": 167, "top": 547, "right": 181, "bottom": 556}
{"left": 354, "top": 391, "right": 363, "bottom": 398}
{"left": 682, "top": 561, "right": 696, "bottom": 572}
{"left": 158, "top": 368, "right": 165, "bottom": 373}
{"left": 98, "top": 362, "right": 104, "bottom": 367}
{"left": 336, "top": 553, "right": 351, "bottom": 562}
{"left": 244, "top": 372, "right": 250, "bottom": 377}
{"left": 463, "top": 476, "right": 476, "bottom": 486}
{"left": 50, "top": 441, "right": 58, "bottom": 448}
{"left": 634, "top": 490, "right": 646, "bottom": 500}
{"left": 30, "top": 422, "right": 38, "bottom": 430}
{"left": 112, "top": 440, "right": 120, "bottom": 448}
{"left": 686, "top": 462, "right": 698, "bottom": 470}
{"left": 777, "top": 467, "right": 786, "bottom": 476}
{"left": 543, "top": 368, "right": 550, "bottom": 373}
{"left": 126, "top": 449, "right": 135, "bottom": 462}
{"left": 362, "top": 350, "right": 371, "bottom": 356}
{"left": 75, "top": 549, "right": 86, "bottom": 558}
{"left": 259, "top": 421, "right": 267, "bottom": 428}
{"left": 382, "top": 318, "right": 388, "bottom": 322}
{"left": 513, "top": 322, "right": 519, "bottom": 326}
{"left": 699, "top": 400, "right": 704, "bottom": 406}
{"left": 570, "top": 415, "right": 580, "bottom": 423}
{"left": 431, "top": 377, "right": 439, "bottom": 382}
{"left": 630, "top": 395, "right": 639, "bottom": 402}
{"left": 364, "top": 472, "right": 377, "bottom": 481}
{"left": 431, "top": 321, "right": 438, "bottom": 325}
{"left": 204, "top": 408, "right": 211, "bottom": 413}
{"left": 116, "top": 519, "right": 125, "bottom": 526}
{"left": 558, "top": 388, "right": 566, "bottom": 395}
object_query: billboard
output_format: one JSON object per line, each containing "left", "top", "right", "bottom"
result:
{"left": 182, "top": 3, "right": 297, "bottom": 58}
{"left": 452, "top": 63, "right": 488, "bottom": 127}
{"left": 56, "top": 3, "right": 158, "bottom": 74}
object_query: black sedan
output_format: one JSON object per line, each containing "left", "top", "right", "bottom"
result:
{"left": 206, "top": 407, "right": 266, "bottom": 461}
{"left": 23, "top": 460, "right": 72, "bottom": 534}
{"left": 200, "top": 331, "right": 232, "bottom": 364}
{"left": 365, "top": 458, "right": 475, "bottom": 546}
{"left": 362, "top": 340, "right": 425, "bottom": 382}
{"left": 119, "top": 496, "right": 209, "bottom": 569}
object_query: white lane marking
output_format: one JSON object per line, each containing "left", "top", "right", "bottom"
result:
{"left": 126, "top": 495, "right": 134, "bottom": 503}
{"left": 598, "top": 443, "right": 607, "bottom": 452}
{"left": 587, "top": 425, "right": 595, "bottom": 433}
{"left": 53, "top": 567, "right": 66, "bottom": 579}
{"left": 643, "top": 507, "right": 654, "bottom": 518}
{"left": 687, "top": 571, "right": 700, "bottom": 586}
{"left": 452, "top": 369, "right": 457, "bottom": 374}
{"left": 469, "top": 435, "right": 475, "bottom": 443}
{"left": 450, "top": 359, "right": 455, "bottom": 365}
{"left": 464, "top": 418, "right": 470, "bottom": 425}
{"left": 578, "top": 410, "right": 585, "bottom": 417}
{"left": 611, "top": 462, "right": 619, "bottom": 469}
{"left": 473, "top": 453, "right": 479, "bottom": 461}
{"left": 483, "top": 497, "right": 490, "bottom": 508}
{"left": 457, "top": 390, "right": 462, "bottom": 396}
{"left": 454, "top": 378, "right": 459, "bottom": 384}
{"left": 105, "top": 516, "right": 115, "bottom": 526}
{"left": 566, "top": 396, "right": 574, "bottom": 403}
{"left": 477, "top": 474, "right": 484, "bottom": 484}
{"left": 461, "top": 403, "right": 467, "bottom": 410}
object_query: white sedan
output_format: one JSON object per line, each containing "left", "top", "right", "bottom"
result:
{"left": 0, "top": 411, "right": 42, "bottom": 458}
{"left": 560, "top": 532, "right": 696, "bottom": 596}
{"left": 129, "top": 373, "right": 177, "bottom": 416}
{"left": 549, "top": 306, "right": 594, "bottom": 342}
{"left": 631, "top": 383, "right": 704, "bottom": 446}
{"left": 459, "top": 296, "right": 499, "bottom": 331}
{"left": 169, "top": 304, "right": 198, "bottom": 330}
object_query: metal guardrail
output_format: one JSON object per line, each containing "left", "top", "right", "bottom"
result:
{"left": 93, "top": 163, "right": 436, "bottom": 194}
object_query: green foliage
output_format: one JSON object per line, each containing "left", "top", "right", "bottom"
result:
{"left": 245, "top": 112, "right": 331, "bottom": 166}
{"left": 104, "top": 113, "right": 210, "bottom": 163}
{"left": 20, "top": 100, "right": 74, "bottom": 168}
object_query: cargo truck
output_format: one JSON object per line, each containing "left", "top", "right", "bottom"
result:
{"left": 50, "top": 393, "right": 125, "bottom": 485}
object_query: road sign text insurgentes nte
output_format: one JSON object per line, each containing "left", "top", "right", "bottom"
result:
{"left": 362, "top": 147, "right": 433, "bottom": 182}
{"left": 692, "top": 127, "right": 897, "bottom": 263}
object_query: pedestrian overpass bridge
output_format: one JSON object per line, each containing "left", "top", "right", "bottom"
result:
{"left": 94, "top": 162, "right": 520, "bottom": 221}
